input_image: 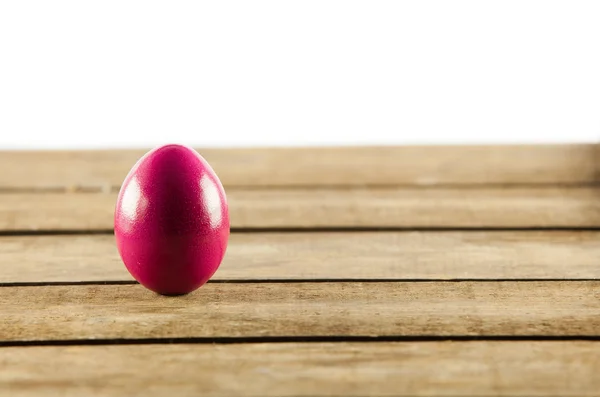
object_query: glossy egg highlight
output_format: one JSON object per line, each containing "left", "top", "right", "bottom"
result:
{"left": 114, "top": 144, "right": 230, "bottom": 295}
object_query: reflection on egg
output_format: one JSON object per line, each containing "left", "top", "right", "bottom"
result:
{"left": 114, "top": 144, "right": 230, "bottom": 295}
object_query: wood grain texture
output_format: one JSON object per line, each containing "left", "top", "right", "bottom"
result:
{"left": 2, "top": 186, "right": 600, "bottom": 231}
{"left": 1, "top": 282, "right": 598, "bottom": 342}
{"left": 1, "top": 145, "right": 599, "bottom": 190}
{"left": 1, "top": 342, "right": 599, "bottom": 397}
{"left": 2, "top": 231, "right": 600, "bottom": 283}
{"left": 2, "top": 145, "right": 598, "bottom": 397}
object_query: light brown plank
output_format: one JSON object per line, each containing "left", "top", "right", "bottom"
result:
{"left": 1, "top": 342, "right": 598, "bottom": 397}
{"left": 2, "top": 231, "right": 600, "bottom": 283}
{"left": 0, "top": 282, "right": 598, "bottom": 342}
{"left": 2, "top": 186, "right": 600, "bottom": 231}
{"left": 1, "top": 144, "right": 599, "bottom": 190}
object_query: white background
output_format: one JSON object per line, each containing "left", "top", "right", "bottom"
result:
{"left": 0, "top": 1, "right": 599, "bottom": 149}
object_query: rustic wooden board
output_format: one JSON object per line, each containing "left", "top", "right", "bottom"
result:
{"left": 1, "top": 231, "right": 600, "bottom": 283}
{"left": 1, "top": 342, "right": 599, "bottom": 397}
{"left": 2, "top": 145, "right": 599, "bottom": 397}
{"left": 1, "top": 145, "right": 599, "bottom": 190}
{"left": 1, "top": 282, "right": 598, "bottom": 342}
{"left": 2, "top": 186, "right": 600, "bottom": 231}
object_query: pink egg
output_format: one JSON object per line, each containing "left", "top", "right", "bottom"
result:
{"left": 114, "top": 144, "right": 230, "bottom": 295}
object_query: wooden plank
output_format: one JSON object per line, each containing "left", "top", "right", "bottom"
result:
{"left": 1, "top": 342, "right": 598, "bottom": 396}
{"left": 2, "top": 231, "right": 600, "bottom": 283}
{"left": 1, "top": 144, "right": 599, "bottom": 190}
{"left": 2, "top": 186, "right": 600, "bottom": 231}
{"left": 0, "top": 282, "right": 598, "bottom": 342}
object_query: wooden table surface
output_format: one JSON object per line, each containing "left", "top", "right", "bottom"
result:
{"left": 0, "top": 145, "right": 599, "bottom": 396}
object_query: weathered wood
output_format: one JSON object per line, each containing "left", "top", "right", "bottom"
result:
{"left": 2, "top": 186, "right": 600, "bottom": 231}
{"left": 0, "top": 282, "right": 598, "bottom": 342}
{"left": 2, "top": 145, "right": 597, "bottom": 397}
{"left": 1, "top": 342, "right": 598, "bottom": 396}
{"left": 2, "top": 231, "right": 600, "bottom": 283}
{"left": 1, "top": 145, "right": 599, "bottom": 190}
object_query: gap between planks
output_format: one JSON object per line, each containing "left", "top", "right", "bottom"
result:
{"left": 1, "top": 342, "right": 599, "bottom": 397}
{"left": 1, "top": 231, "right": 600, "bottom": 283}
{"left": 2, "top": 186, "right": 600, "bottom": 230}
{"left": 0, "top": 282, "right": 599, "bottom": 342}
{"left": 2, "top": 144, "right": 600, "bottom": 190}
